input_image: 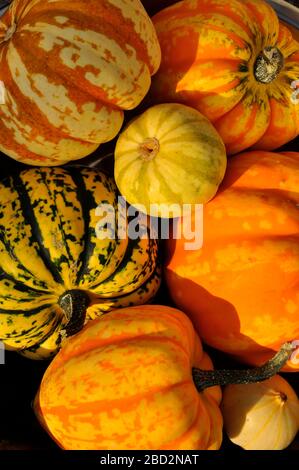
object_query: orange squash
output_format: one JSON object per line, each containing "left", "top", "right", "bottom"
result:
{"left": 165, "top": 151, "right": 299, "bottom": 370}
{"left": 141, "top": 1, "right": 175, "bottom": 16}
{"left": 0, "top": 0, "right": 161, "bottom": 165}
{"left": 151, "top": 0, "right": 299, "bottom": 154}
{"left": 34, "top": 305, "right": 294, "bottom": 450}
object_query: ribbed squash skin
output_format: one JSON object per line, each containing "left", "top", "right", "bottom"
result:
{"left": 0, "top": 167, "right": 161, "bottom": 359}
{"left": 0, "top": 0, "right": 161, "bottom": 165}
{"left": 114, "top": 103, "right": 227, "bottom": 218}
{"left": 165, "top": 151, "right": 299, "bottom": 370}
{"left": 34, "top": 305, "right": 222, "bottom": 450}
{"left": 222, "top": 375, "right": 299, "bottom": 450}
{"left": 151, "top": 0, "right": 299, "bottom": 154}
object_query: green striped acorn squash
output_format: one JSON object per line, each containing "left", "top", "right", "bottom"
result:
{"left": 0, "top": 166, "right": 161, "bottom": 359}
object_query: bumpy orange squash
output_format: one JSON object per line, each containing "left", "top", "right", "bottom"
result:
{"left": 165, "top": 151, "right": 299, "bottom": 370}
{"left": 0, "top": 0, "right": 161, "bottom": 165}
{"left": 34, "top": 305, "right": 294, "bottom": 450}
{"left": 35, "top": 305, "right": 223, "bottom": 450}
{"left": 151, "top": 0, "right": 299, "bottom": 154}
{"left": 114, "top": 103, "right": 227, "bottom": 218}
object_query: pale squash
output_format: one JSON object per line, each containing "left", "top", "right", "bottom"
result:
{"left": 222, "top": 375, "right": 299, "bottom": 450}
{"left": 114, "top": 103, "right": 227, "bottom": 218}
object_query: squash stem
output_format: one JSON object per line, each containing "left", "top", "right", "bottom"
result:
{"left": 254, "top": 46, "right": 284, "bottom": 84}
{"left": 139, "top": 137, "right": 160, "bottom": 161}
{"left": 58, "top": 289, "right": 90, "bottom": 338}
{"left": 192, "top": 342, "right": 295, "bottom": 392}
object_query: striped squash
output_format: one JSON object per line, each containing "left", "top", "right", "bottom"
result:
{"left": 281, "top": 20, "right": 299, "bottom": 44}
{"left": 0, "top": 0, "right": 161, "bottom": 166}
{"left": 34, "top": 305, "right": 223, "bottom": 450}
{"left": 0, "top": 167, "right": 161, "bottom": 359}
{"left": 114, "top": 103, "right": 227, "bottom": 218}
{"left": 151, "top": 0, "right": 299, "bottom": 154}
{"left": 141, "top": 0, "right": 176, "bottom": 16}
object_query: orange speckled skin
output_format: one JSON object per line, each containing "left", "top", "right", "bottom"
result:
{"left": 165, "top": 151, "right": 299, "bottom": 371}
{"left": 34, "top": 305, "right": 222, "bottom": 450}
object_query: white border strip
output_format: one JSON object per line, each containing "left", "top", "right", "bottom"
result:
{"left": 0, "top": 1, "right": 298, "bottom": 27}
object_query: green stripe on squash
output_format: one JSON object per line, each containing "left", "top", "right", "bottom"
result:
{"left": 0, "top": 167, "right": 161, "bottom": 359}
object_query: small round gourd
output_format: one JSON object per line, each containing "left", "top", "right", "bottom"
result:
{"left": 115, "top": 103, "right": 227, "bottom": 217}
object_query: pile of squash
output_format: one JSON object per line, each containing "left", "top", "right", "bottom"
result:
{"left": 0, "top": 0, "right": 299, "bottom": 451}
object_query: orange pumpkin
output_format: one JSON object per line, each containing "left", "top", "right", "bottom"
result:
{"left": 141, "top": 1, "right": 175, "bottom": 16}
{"left": 35, "top": 305, "right": 223, "bottom": 450}
{"left": 281, "top": 20, "right": 299, "bottom": 44}
{"left": 0, "top": 0, "right": 161, "bottom": 166}
{"left": 151, "top": 0, "right": 299, "bottom": 154}
{"left": 34, "top": 304, "right": 294, "bottom": 450}
{"left": 165, "top": 151, "right": 299, "bottom": 370}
